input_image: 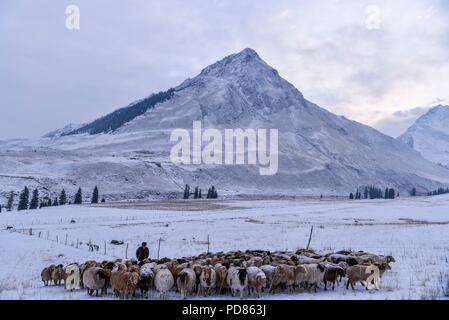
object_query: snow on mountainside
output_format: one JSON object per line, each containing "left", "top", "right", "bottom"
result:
{"left": 43, "top": 123, "right": 84, "bottom": 138}
{"left": 399, "top": 105, "right": 449, "bottom": 167}
{"left": 1, "top": 48, "right": 449, "bottom": 202}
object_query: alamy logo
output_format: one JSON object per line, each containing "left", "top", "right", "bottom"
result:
{"left": 65, "top": 5, "right": 80, "bottom": 30}
{"left": 169, "top": 121, "right": 278, "bottom": 176}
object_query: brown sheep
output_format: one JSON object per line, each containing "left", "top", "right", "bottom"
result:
{"left": 51, "top": 264, "right": 64, "bottom": 286}
{"left": 41, "top": 265, "right": 55, "bottom": 286}
{"left": 271, "top": 264, "right": 296, "bottom": 293}
{"left": 111, "top": 269, "right": 140, "bottom": 299}
{"left": 346, "top": 263, "right": 391, "bottom": 290}
{"left": 214, "top": 264, "right": 228, "bottom": 294}
{"left": 323, "top": 266, "right": 345, "bottom": 290}
{"left": 199, "top": 266, "right": 216, "bottom": 297}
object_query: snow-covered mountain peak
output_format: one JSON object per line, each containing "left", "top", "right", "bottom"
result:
{"left": 414, "top": 105, "right": 449, "bottom": 130}
{"left": 398, "top": 105, "right": 449, "bottom": 167}
{"left": 198, "top": 48, "right": 268, "bottom": 76}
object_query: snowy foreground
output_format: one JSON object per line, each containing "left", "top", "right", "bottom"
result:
{"left": 1, "top": 195, "right": 449, "bottom": 300}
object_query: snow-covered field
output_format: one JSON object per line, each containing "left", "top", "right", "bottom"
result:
{"left": 1, "top": 195, "right": 449, "bottom": 300}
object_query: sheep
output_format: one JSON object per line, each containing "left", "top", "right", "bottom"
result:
{"left": 64, "top": 264, "right": 81, "bottom": 291}
{"left": 110, "top": 268, "right": 140, "bottom": 299}
{"left": 138, "top": 263, "right": 155, "bottom": 299}
{"left": 154, "top": 265, "right": 175, "bottom": 300}
{"left": 260, "top": 265, "right": 276, "bottom": 292}
{"left": 214, "top": 263, "right": 228, "bottom": 294}
{"left": 79, "top": 261, "right": 97, "bottom": 288}
{"left": 323, "top": 266, "right": 345, "bottom": 290}
{"left": 327, "top": 254, "right": 359, "bottom": 266}
{"left": 246, "top": 266, "right": 267, "bottom": 298}
{"left": 176, "top": 268, "right": 196, "bottom": 299}
{"left": 199, "top": 266, "right": 216, "bottom": 297}
{"left": 226, "top": 267, "right": 248, "bottom": 299}
{"left": 110, "top": 262, "right": 139, "bottom": 299}
{"left": 172, "top": 262, "right": 189, "bottom": 291}
{"left": 51, "top": 264, "right": 64, "bottom": 286}
{"left": 271, "top": 264, "right": 295, "bottom": 293}
{"left": 302, "top": 263, "right": 326, "bottom": 292}
{"left": 346, "top": 263, "right": 391, "bottom": 290}
{"left": 295, "top": 255, "right": 324, "bottom": 264}
{"left": 191, "top": 264, "right": 203, "bottom": 292}
{"left": 83, "top": 267, "right": 108, "bottom": 296}
{"left": 357, "top": 254, "right": 396, "bottom": 265}
{"left": 41, "top": 265, "right": 55, "bottom": 286}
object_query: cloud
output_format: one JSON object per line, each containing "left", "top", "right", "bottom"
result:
{"left": 0, "top": 0, "right": 448, "bottom": 139}
{"left": 372, "top": 107, "right": 430, "bottom": 138}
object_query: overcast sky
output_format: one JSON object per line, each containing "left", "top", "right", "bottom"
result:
{"left": 1, "top": 0, "right": 449, "bottom": 139}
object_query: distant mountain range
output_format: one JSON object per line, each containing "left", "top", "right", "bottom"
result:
{"left": 1, "top": 48, "right": 449, "bottom": 201}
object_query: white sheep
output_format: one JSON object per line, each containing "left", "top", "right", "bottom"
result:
{"left": 302, "top": 263, "right": 326, "bottom": 292}
{"left": 246, "top": 266, "right": 267, "bottom": 298}
{"left": 154, "top": 265, "right": 174, "bottom": 300}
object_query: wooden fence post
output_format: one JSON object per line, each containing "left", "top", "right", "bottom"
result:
{"left": 125, "top": 243, "right": 128, "bottom": 259}
{"left": 157, "top": 238, "right": 162, "bottom": 260}
{"left": 65, "top": 234, "right": 68, "bottom": 245}
{"left": 207, "top": 234, "right": 210, "bottom": 254}
{"left": 56, "top": 235, "right": 59, "bottom": 243}
{"left": 306, "top": 226, "right": 314, "bottom": 250}
{"left": 104, "top": 241, "right": 107, "bottom": 255}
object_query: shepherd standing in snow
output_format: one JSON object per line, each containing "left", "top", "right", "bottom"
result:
{"left": 136, "top": 242, "right": 150, "bottom": 262}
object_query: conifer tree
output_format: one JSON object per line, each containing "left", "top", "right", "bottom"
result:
{"left": 91, "top": 186, "right": 99, "bottom": 204}
{"left": 18, "top": 187, "right": 30, "bottom": 211}
{"left": 59, "top": 189, "right": 67, "bottom": 205}
{"left": 199, "top": 189, "right": 202, "bottom": 199}
{"left": 74, "top": 187, "right": 82, "bottom": 204}
{"left": 183, "top": 184, "right": 190, "bottom": 199}
{"left": 29, "top": 188, "right": 39, "bottom": 210}
{"left": 389, "top": 188, "right": 395, "bottom": 199}
{"left": 53, "top": 198, "right": 59, "bottom": 206}
{"left": 349, "top": 193, "right": 354, "bottom": 200}
{"left": 194, "top": 187, "right": 199, "bottom": 199}
{"left": 6, "top": 192, "right": 14, "bottom": 211}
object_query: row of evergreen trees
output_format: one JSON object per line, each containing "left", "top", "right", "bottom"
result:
{"left": 427, "top": 187, "right": 449, "bottom": 197}
{"left": 1, "top": 186, "right": 103, "bottom": 212}
{"left": 183, "top": 184, "right": 218, "bottom": 199}
{"left": 349, "top": 186, "right": 397, "bottom": 200}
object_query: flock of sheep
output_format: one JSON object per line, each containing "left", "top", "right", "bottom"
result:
{"left": 40, "top": 248, "right": 395, "bottom": 299}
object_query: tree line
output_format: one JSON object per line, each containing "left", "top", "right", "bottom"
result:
{"left": 349, "top": 185, "right": 398, "bottom": 200}
{"left": 183, "top": 184, "right": 218, "bottom": 199}
{"left": 426, "top": 187, "right": 449, "bottom": 197}
{"left": 0, "top": 186, "right": 104, "bottom": 212}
